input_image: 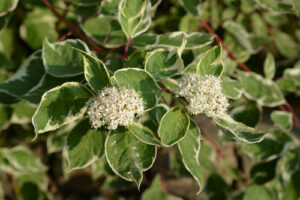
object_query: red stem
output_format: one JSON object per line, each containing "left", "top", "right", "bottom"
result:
{"left": 157, "top": 147, "right": 169, "bottom": 193}
{"left": 201, "top": 20, "right": 251, "bottom": 72}
{"left": 198, "top": 126, "right": 223, "bottom": 157}
{"left": 58, "top": 11, "right": 100, "bottom": 42}
{"left": 42, "top": 0, "right": 104, "bottom": 54}
{"left": 124, "top": 38, "right": 132, "bottom": 60}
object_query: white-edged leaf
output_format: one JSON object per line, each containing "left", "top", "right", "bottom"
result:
{"left": 271, "top": 111, "right": 293, "bottom": 131}
{"left": 214, "top": 114, "right": 265, "bottom": 143}
{"left": 78, "top": 50, "right": 111, "bottom": 93}
{"left": 0, "top": 0, "right": 19, "bottom": 17}
{"left": 145, "top": 49, "right": 184, "bottom": 79}
{"left": 42, "top": 39, "right": 90, "bottom": 77}
{"left": 113, "top": 68, "right": 161, "bottom": 109}
{"left": 263, "top": 53, "right": 275, "bottom": 80}
{"left": 66, "top": 119, "right": 106, "bottom": 171}
{"left": 178, "top": 119, "right": 204, "bottom": 193}
{"left": 239, "top": 71, "right": 285, "bottom": 107}
{"left": 118, "top": 0, "right": 151, "bottom": 38}
{"left": 0, "top": 51, "right": 44, "bottom": 104}
{"left": 128, "top": 122, "right": 161, "bottom": 146}
{"left": 32, "top": 82, "right": 92, "bottom": 135}
{"left": 196, "top": 45, "right": 224, "bottom": 77}
{"left": 105, "top": 126, "right": 157, "bottom": 188}
{"left": 158, "top": 107, "right": 190, "bottom": 147}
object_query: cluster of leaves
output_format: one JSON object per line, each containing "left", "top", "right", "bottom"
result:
{"left": 0, "top": 0, "right": 300, "bottom": 199}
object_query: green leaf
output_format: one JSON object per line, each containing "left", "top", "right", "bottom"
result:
{"left": 214, "top": 114, "right": 265, "bottom": 143}
{"left": 32, "top": 82, "right": 92, "bottom": 134}
{"left": 277, "top": 147, "right": 300, "bottom": 184}
{"left": 242, "top": 129, "right": 293, "bottom": 161}
{"left": 223, "top": 20, "right": 268, "bottom": 54}
{"left": 196, "top": 45, "right": 224, "bottom": 77}
{"left": 282, "top": 169, "right": 300, "bottom": 200}
{"left": 105, "top": 126, "right": 156, "bottom": 188}
{"left": 221, "top": 77, "right": 243, "bottom": 99}
{"left": 79, "top": 50, "right": 111, "bottom": 93}
{"left": 274, "top": 30, "right": 298, "bottom": 59}
{"left": 113, "top": 68, "right": 161, "bottom": 109}
{"left": 157, "top": 32, "right": 184, "bottom": 47}
{"left": 20, "top": 8, "right": 58, "bottom": 49}
{"left": 66, "top": 119, "right": 106, "bottom": 171}
{"left": 277, "top": 67, "right": 300, "bottom": 96}
{"left": 0, "top": 14, "right": 10, "bottom": 31}
{"left": 271, "top": 111, "right": 293, "bottom": 131}
{"left": 158, "top": 107, "right": 190, "bottom": 147}
{"left": 0, "top": 45, "right": 81, "bottom": 105}
{"left": 148, "top": 104, "right": 168, "bottom": 126}
{"left": 0, "top": 146, "right": 46, "bottom": 176}
{"left": 0, "top": 0, "right": 19, "bottom": 16}
{"left": 19, "top": 182, "right": 49, "bottom": 200}
{"left": 128, "top": 122, "right": 161, "bottom": 146}
{"left": 206, "top": 174, "right": 230, "bottom": 199}
{"left": 47, "top": 128, "right": 68, "bottom": 154}
{"left": 118, "top": 0, "right": 151, "bottom": 38}
{"left": 291, "top": 0, "right": 300, "bottom": 16}
{"left": 133, "top": 33, "right": 157, "bottom": 48}
{"left": 185, "top": 32, "right": 214, "bottom": 49}
{"left": 230, "top": 102, "right": 261, "bottom": 128}
{"left": 125, "top": 50, "right": 147, "bottom": 68}
{"left": 43, "top": 39, "right": 90, "bottom": 77}
{"left": 11, "top": 101, "right": 36, "bottom": 125}
{"left": 180, "top": 0, "right": 202, "bottom": 16}
{"left": 133, "top": 32, "right": 213, "bottom": 49}
{"left": 250, "top": 159, "right": 277, "bottom": 184}
{"left": 68, "top": 0, "right": 100, "bottom": 6}
{"left": 255, "top": 0, "right": 295, "bottom": 15}
{"left": 244, "top": 185, "right": 273, "bottom": 200}
{"left": 21, "top": 74, "right": 84, "bottom": 104}
{"left": 0, "top": 105, "right": 12, "bottom": 131}
{"left": 238, "top": 71, "right": 285, "bottom": 107}
{"left": 263, "top": 53, "right": 275, "bottom": 80}
{"left": 101, "top": 0, "right": 121, "bottom": 15}
{"left": 82, "top": 15, "right": 126, "bottom": 48}
{"left": 145, "top": 49, "right": 184, "bottom": 79}
{"left": 0, "top": 51, "right": 44, "bottom": 104}
{"left": 241, "top": 138, "right": 284, "bottom": 161}
{"left": 178, "top": 119, "right": 204, "bottom": 193}
{"left": 141, "top": 175, "right": 183, "bottom": 200}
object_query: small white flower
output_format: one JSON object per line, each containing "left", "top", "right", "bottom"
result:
{"left": 87, "top": 87, "right": 144, "bottom": 130}
{"left": 179, "top": 74, "right": 229, "bottom": 117}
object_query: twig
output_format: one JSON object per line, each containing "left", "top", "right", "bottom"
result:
{"left": 124, "top": 38, "right": 132, "bottom": 60}
{"left": 161, "top": 95, "right": 171, "bottom": 108}
{"left": 157, "top": 147, "right": 169, "bottom": 193}
{"left": 158, "top": 81, "right": 187, "bottom": 103}
{"left": 42, "top": 0, "right": 104, "bottom": 54}
{"left": 199, "top": 126, "right": 223, "bottom": 157}
{"left": 200, "top": 20, "right": 250, "bottom": 72}
{"left": 58, "top": 11, "right": 100, "bottom": 41}
{"left": 103, "top": 55, "right": 124, "bottom": 62}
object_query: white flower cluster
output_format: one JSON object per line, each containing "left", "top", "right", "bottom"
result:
{"left": 87, "top": 87, "right": 144, "bottom": 130}
{"left": 179, "top": 74, "right": 229, "bottom": 117}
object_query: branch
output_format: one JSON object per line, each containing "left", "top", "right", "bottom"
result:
{"left": 58, "top": 11, "right": 100, "bottom": 41}
{"left": 200, "top": 20, "right": 250, "bottom": 72}
{"left": 42, "top": 0, "right": 104, "bottom": 54}
{"left": 157, "top": 147, "right": 169, "bottom": 193}
{"left": 197, "top": 125, "right": 223, "bottom": 157}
